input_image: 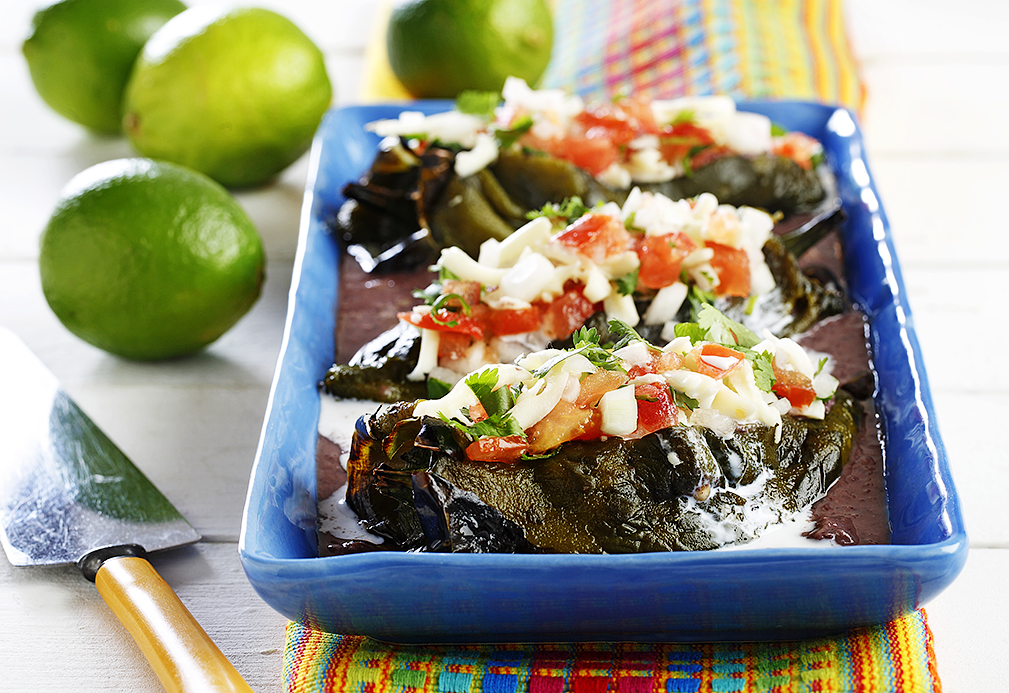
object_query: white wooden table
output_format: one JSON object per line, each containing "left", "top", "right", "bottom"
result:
{"left": 0, "top": 1, "right": 1005, "bottom": 691}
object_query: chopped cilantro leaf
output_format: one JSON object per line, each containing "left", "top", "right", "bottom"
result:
{"left": 672, "top": 321, "right": 707, "bottom": 344}
{"left": 532, "top": 331, "right": 624, "bottom": 377}
{"left": 608, "top": 318, "right": 658, "bottom": 352}
{"left": 623, "top": 211, "right": 644, "bottom": 233}
{"left": 455, "top": 90, "right": 500, "bottom": 118}
{"left": 687, "top": 285, "right": 716, "bottom": 315}
{"left": 745, "top": 350, "right": 776, "bottom": 392}
{"left": 814, "top": 357, "right": 828, "bottom": 377}
{"left": 430, "top": 292, "right": 472, "bottom": 327}
{"left": 674, "top": 304, "right": 760, "bottom": 349}
{"left": 439, "top": 410, "right": 525, "bottom": 441}
{"left": 697, "top": 304, "right": 761, "bottom": 347}
{"left": 438, "top": 265, "right": 461, "bottom": 282}
{"left": 493, "top": 115, "right": 533, "bottom": 148}
{"left": 412, "top": 282, "right": 444, "bottom": 306}
{"left": 526, "top": 196, "right": 594, "bottom": 224}
{"left": 465, "top": 368, "right": 514, "bottom": 417}
{"left": 670, "top": 387, "right": 699, "bottom": 410}
{"left": 615, "top": 268, "right": 639, "bottom": 296}
{"left": 427, "top": 377, "right": 452, "bottom": 399}
{"left": 464, "top": 368, "right": 498, "bottom": 402}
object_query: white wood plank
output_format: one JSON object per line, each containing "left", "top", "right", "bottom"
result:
{"left": 0, "top": 542, "right": 288, "bottom": 693}
{"left": 860, "top": 62, "right": 1009, "bottom": 156}
{"left": 846, "top": 0, "right": 1009, "bottom": 61}
{"left": 0, "top": 260, "right": 291, "bottom": 388}
{"left": 869, "top": 158, "right": 1009, "bottom": 268}
{"left": 926, "top": 548, "right": 1009, "bottom": 693}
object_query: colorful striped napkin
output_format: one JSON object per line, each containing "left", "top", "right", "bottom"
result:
{"left": 539, "top": 0, "right": 865, "bottom": 113}
{"left": 361, "top": 0, "right": 865, "bottom": 114}
{"left": 284, "top": 609, "right": 941, "bottom": 693}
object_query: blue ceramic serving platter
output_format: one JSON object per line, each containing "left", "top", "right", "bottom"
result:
{"left": 240, "top": 101, "right": 967, "bottom": 643}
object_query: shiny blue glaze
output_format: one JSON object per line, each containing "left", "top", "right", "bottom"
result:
{"left": 239, "top": 101, "right": 967, "bottom": 643}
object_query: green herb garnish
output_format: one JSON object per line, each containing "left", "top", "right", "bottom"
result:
{"left": 614, "top": 268, "right": 639, "bottom": 296}
{"left": 526, "top": 196, "right": 594, "bottom": 224}
{"left": 430, "top": 292, "right": 472, "bottom": 327}
{"left": 493, "top": 115, "right": 533, "bottom": 148}
{"left": 427, "top": 377, "right": 452, "bottom": 399}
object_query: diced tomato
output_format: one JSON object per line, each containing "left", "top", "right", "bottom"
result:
{"left": 552, "top": 213, "right": 632, "bottom": 264}
{"left": 575, "top": 105, "right": 638, "bottom": 146}
{"left": 657, "top": 121, "right": 716, "bottom": 165}
{"left": 773, "top": 131, "right": 821, "bottom": 170}
{"left": 635, "top": 231, "right": 697, "bottom": 290}
{"left": 437, "top": 331, "right": 473, "bottom": 361}
{"left": 626, "top": 362, "right": 656, "bottom": 379}
{"left": 440, "top": 280, "right": 482, "bottom": 308}
{"left": 633, "top": 382, "right": 678, "bottom": 437}
{"left": 521, "top": 132, "right": 620, "bottom": 176}
{"left": 574, "top": 97, "right": 658, "bottom": 146}
{"left": 688, "top": 144, "right": 734, "bottom": 170}
{"left": 575, "top": 369, "right": 627, "bottom": 407}
{"left": 489, "top": 305, "right": 541, "bottom": 336}
{"left": 687, "top": 343, "right": 745, "bottom": 379}
{"left": 614, "top": 96, "right": 660, "bottom": 135}
{"left": 468, "top": 402, "right": 488, "bottom": 422}
{"left": 539, "top": 283, "right": 599, "bottom": 340}
{"left": 398, "top": 309, "right": 486, "bottom": 340}
{"left": 772, "top": 365, "right": 817, "bottom": 409}
{"left": 526, "top": 400, "right": 599, "bottom": 454}
{"left": 705, "top": 242, "right": 751, "bottom": 297}
{"left": 655, "top": 350, "right": 685, "bottom": 373}
{"left": 465, "top": 435, "right": 529, "bottom": 463}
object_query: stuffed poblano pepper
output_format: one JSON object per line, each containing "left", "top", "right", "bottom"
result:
{"left": 323, "top": 190, "right": 844, "bottom": 403}
{"left": 334, "top": 78, "right": 830, "bottom": 269}
{"left": 344, "top": 309, "right": 858, "bottom": 554}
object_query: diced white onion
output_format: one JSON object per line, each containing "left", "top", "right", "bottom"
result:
{"left": 500, "top": 252, "right": 556, "bottom": 302}
{"left": 581, "top": 266, "right": 612, "bottom": 303}
{"left": 724, "top": 111, "right": 773, "bottom": 155}
{"left": 663, "top": 336, "right": 693, "bottom": 354}
{"left": 603, "top": 292, "right": 639, "bottom": 326}
{"left": 412, "top": 377, "right": 478, "bottom": 420}
{"left": 454, "top": 132, "right": 499, "bottom": 177}
{"left": 488, "top": 216, "right": 553, "bottom": 268}
{"left": 643, "top": 282, "right": 688, "bottom": 325}
{"left": 665, "top": 370, "right": 721, "bottom": 408}
{"left": 406, "top": 329, "right": 439, "bottom": 381}
{"left": 511, "top": 373, "right": 568, "bottom": 429}
{"left": 438, "top": 247, "right": 507, "bottom": 285}
{"left": 599, "top": 386, "right": 638, "bottom": 436}
{"left": 613, "top": 341, "right": 652, "bottom": 367}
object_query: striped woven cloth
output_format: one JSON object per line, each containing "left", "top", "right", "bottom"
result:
{"left": 283, "top": 609, "right": 940, "bottom": 693}
{"left": 539, "top": 0, "right": 865, "bottom": 113}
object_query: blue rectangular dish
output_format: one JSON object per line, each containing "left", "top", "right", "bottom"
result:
{"left": 239, "top": 101, "right": 967, "bottom": 643}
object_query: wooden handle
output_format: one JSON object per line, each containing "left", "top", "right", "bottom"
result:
{"left": 95, "top": 555, "right": 254, "bottom": 693}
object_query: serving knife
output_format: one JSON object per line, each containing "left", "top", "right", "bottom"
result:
{"left": 0, "top": 327, "right": 253, "bottom": 692}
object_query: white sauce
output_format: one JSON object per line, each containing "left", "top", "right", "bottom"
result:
{"left": 316, "top": 393, "right": 840, "bottom": 551}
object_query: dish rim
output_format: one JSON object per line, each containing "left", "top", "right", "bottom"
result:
{"left": 239, "top": 99, "right": 968, "bottom": 642}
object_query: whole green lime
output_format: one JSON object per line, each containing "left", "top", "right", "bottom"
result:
{"left": 22, "top": 0, "right": 187, "bottom": 134}
{"left": 122, "top": 7, "right": 332, "bottom": 189}
{"left": 39, "top": 158, "right": 266, "bottom": 360}
{"left": 387, "top": 0, "right": 554, "bottom": 99}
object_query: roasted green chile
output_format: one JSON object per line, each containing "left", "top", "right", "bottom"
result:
{"left": 345, "top": 390, "right": 861, "bottom": 554}
{"left": 334, "top": 142, "right": 828, "bottom": 271}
